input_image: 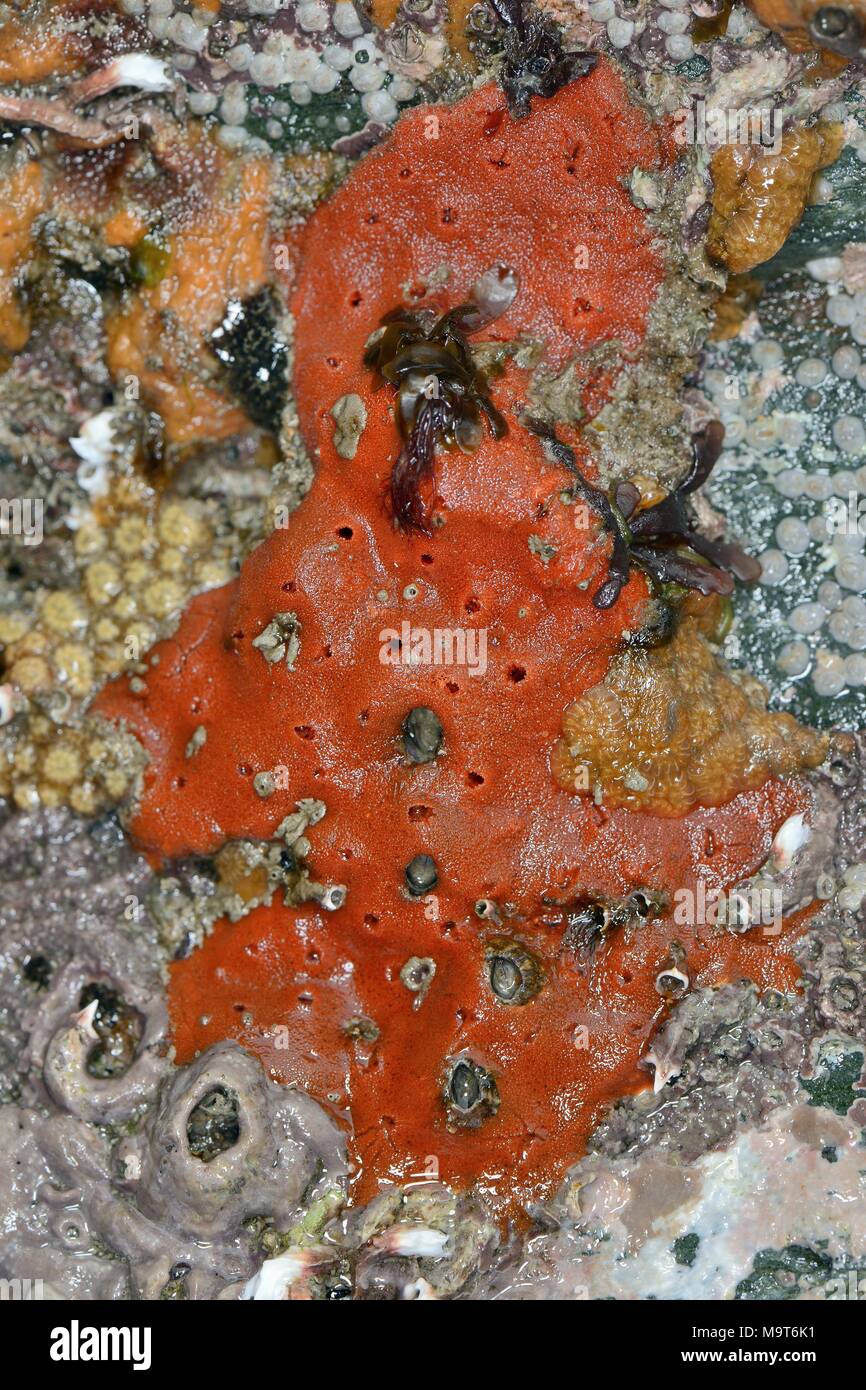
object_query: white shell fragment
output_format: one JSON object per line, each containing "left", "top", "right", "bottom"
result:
{"left": 769, "top": 812, "right": 811, "bottom": 872}
{"left": 241, "top": 1247, "right": 329, "bottom": 1300}
{"left": 106, "top": 54, "right": 172, "bottom": 92}
{"left": 0, "top": 683, "right": 17, "bottom": 725}
{"left": 317, "top": 883, "right": 348, "bottom": 911}
{"left": 370, "top": 1223, "right": 450, "bottom": 1259}
{"left": 642, "top": 1048, "right": 682, "bottom": 1094}
{"left": 70, "top": 53, "right": 173, "bottom": 104}
{"left": 655, "top": 964, "right": 689, "bottom": 996}
{"left": 70, "top": 408, "right": 122, "bottom": 466}
{"left": 73, "top": 998, "right": 100, "bottom": 1042}
{"left": 71, "top": 409, "right": 125, "bottom": 499}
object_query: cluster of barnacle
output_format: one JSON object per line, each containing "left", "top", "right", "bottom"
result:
{"left": 425, "top": 908, "right": 546, "bottom": 1129}
{"left": 511, "top": 0, "right": 704, "bottom": 68}
{"left": 439, "top": 893, "right": 673, "bottom": 1132}
{"left": 0, "top": 481, "right": 234, "bottom": 814}
{"left": 364, "top": 266, "right": 518, "bottom": 532}
{"left": 147, "top": 799, "right": 346, "bottom": 958}
{"left": 561, "top": 890, "right": 663, "bottom": 958}
{"left": 246, "top": 1182, "right": 499, "bottom": 1300}
{"left": 546, "top": 0, "right": 865, "bottom": 73}
{"left": 568, "top": 900, "right": 692, "bottom": 996}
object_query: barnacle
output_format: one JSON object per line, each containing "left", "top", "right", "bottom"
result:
{"left": 562, "top": 892, "right": 660, "bottom": 961}
{"left": 444, "top": 1056, "right": 500, "bottom": 1128}
{"left": 186, "top": 1086, "right": 242, "bottom": 1163}
{"left": 808, "top": 2, "right": 866, "bottom": 53}
{"left": 484, "top": 936, "right": 543, "bottom": 1004}
{"left": 707, "top": 123, "right": 844, "bottom": 275}
{"left": 553, "top": 617, "right": 829, "bottom": 815}
{"left": 401, "top": 706, "right": 445, "bottom": 764}
{"left": 78, "top": 982, "right": 144, "bottom": 1081}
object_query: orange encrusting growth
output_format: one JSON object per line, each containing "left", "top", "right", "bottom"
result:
{"left": 170, "top": 876, "right": 810, "bottom": 1210}
{"left": 106, "top": 150, "right": 272, "bottom": 443}
{"left": 103, "top": 207, "right": 149, "bottom": 249}
{"left": 291, "top": 67, "right": 668, "bottom": 439}
{"left": 96, "top": 67, "right": 815, "bottom": 1215}
{"left": 0, "top": 0, "right": 81, "bottom": 82}
{"left": 707, "top": 122, "right": 844, "bottom": 275}
{"left": 0, "top": 161, "right": 46, "bottom": 351}
{"left": 554, "top": 616, "right": 828, "bottom": 814}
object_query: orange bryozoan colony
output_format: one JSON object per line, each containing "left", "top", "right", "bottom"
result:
{"left": 554, "top": 616, "right": 826, "bottom": 815}
{"left": 97, "top": 63, "right": 823, "bottom": 1213}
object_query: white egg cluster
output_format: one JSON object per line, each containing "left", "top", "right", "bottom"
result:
{"left": 588, "top": 0, "right": 696, "bottom": 63}
{"left": 704, "top": 303, "right": 866, "bottom": 701}
{"left": 838, "top": 862, "right": 866, "bottom": 912}
{"left": 808, "top": 255, "right": 866, "bottom": 369}
{"left": 120, "top": 0, "right": 419, "bottom": 146}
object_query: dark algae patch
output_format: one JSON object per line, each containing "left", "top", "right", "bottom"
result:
{"left": 801, "top": 1049, "right": 866, "bottom": 1115}
{"left": 673, "top": 1233, "right": 700, "bottom": 1267}
{"left": 736, "top": 1244, "right": 834, "bottom": 1300}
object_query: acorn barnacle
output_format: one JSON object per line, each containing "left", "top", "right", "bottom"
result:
{"left": 443, "top": 1055, "right": 500, "bottom": 1128}
{"left": 484, "top": 936, "right": 543, "bottom": 1005}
